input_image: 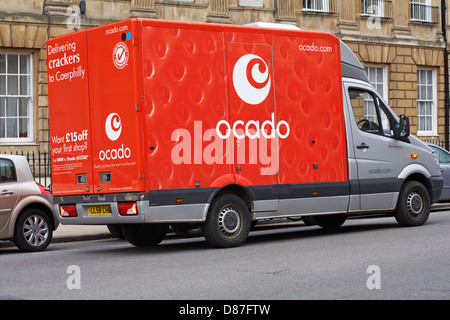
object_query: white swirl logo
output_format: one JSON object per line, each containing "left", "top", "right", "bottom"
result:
{"left": 105, "top": 113, "right": 122, "bottom": 141}
{"left": 232, "top": 54, "right": 271, "bottom": 105}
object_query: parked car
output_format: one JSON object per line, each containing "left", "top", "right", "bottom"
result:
{"left": 0, "top": 155, "right": 58, "bottom": 251}
{"left": 426, "top": 143, "right": 450, "bottom": 201}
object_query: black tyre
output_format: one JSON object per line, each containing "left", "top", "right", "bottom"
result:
{"left": 13, "top": 209, "right": 53, "bottom": 252}
{"left": 302, "top": 214, "right": 346, "bottom": 229}
{"left": 394, "top": 181, "right": 430, "bottom": 227}
{"left": 107, "top": 224, "right": 125, "bottom": 239}
{"left": 203, "top": 194, "right": 251, "bottom": 248}
{"left": 121, "top": 224, "right": 167, "bottom": 247}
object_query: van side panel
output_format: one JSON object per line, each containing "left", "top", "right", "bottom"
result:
{"left": 141, "top": 26, "right": 232, "bottom": 190}
{"left": 273, "top": 35, "right": 347, "bottom": 185}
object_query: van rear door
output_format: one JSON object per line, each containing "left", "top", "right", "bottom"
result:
{"left": 48, "top": 31, "right": 93, "bottom": 195}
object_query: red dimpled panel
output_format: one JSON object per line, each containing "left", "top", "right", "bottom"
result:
{"left": 141, "top": 26, "right": 231, "bottom": 190}
{"left": 274, "top": 35, "right": 347, "bottom": 183}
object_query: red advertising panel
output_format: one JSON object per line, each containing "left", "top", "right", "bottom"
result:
{"left": 273, "top": 34, "right": 348, "bottom": 183}
{"left": 48, "top": 19, "right": 145, "bottom": 196}
{"left": 86, "top": 19, "right": 145, "bottom": 194}
{"left": 47, "top": 31, "right": 93, "bottom": 195}
{"left": 141, "top": 24, "right": 231, "bottom": 190}
{"left": 225, "top": 40, "right": 279, "bottom": 187}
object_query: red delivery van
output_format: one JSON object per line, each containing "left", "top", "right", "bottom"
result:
{"left": 47, "top": 18, "right": 443, "bottom": 248}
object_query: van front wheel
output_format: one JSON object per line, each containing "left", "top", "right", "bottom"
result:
{"left": 203, "top": 194, "right": 251, "bottom": 248}
{"left": 394, "top": 181, "right": 430, "bottom": 227}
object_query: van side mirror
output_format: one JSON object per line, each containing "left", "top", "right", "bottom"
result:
{"left": 394, "top": 114, "right": 410, "bottom": 141}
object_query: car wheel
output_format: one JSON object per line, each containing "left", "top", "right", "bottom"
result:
{"left": 14, "top": 209, "right": 53, "bottom": 252}
{"left": 203, "top": 194, "right": 251, "bottom": 248}
{"left": 394, "top": 181, "right": 430, "bottom": 227}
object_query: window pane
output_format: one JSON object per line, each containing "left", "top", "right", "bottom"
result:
{"left": 426, "top": 84, "right": 432, "bottom": 100}
{"left": 7, "top": 75, "right": 18, "bottom": 95}
{"left": 0, "top": 54, "right": 5, "bottom": 73}
{"left": 377, "top": 67, "right": 383, "bottom": 82}
{"left": 7, "top": 55, "right": 18, "bottom": 74}
{"left": 19, "top": 118, "right": 28, "bottom": 138}
{"left": 19, "top": 98, "right": 28, "bottom": 116}
{"left": 6, "top": 98, "right": 17, "bottom": 116}
{"left": 19, "top": 55, "right": 30, "bottom": 74}
{"left": 0, "top": 75, "right": 5, "bottom": 95}
{"left": 0, "top": 159, "right": 16, "bottom": 182}
{"left": 417, "top": 118, "right": 422, "bottom": 131}
{"left": 0, "top": 98, "right": 5, "bottom": 117}
{"left": 0, "top": 118, "right": 4, "bottom": 138}
{"left": 418, "top": 102, "right": 424, "bottom": 115}
{"left": 427, "top": 70, "right": 432, "bottom": 84}
{"left": 6, "top": 118, "right": 17, "bottom": 138}
{"left": 20, "top": 75, "right": 29, "bottom": 95}
{"left": 377, "top": 83, "right": 383, "bottom": 97}
{"left": 349, "top": 89, "right": 380, "bottom": 134}
{"left": 420, "top": 70, "right": 426, "bottom": 82}
{"left": 426, "top": 117, "right": 432, "bottom": 131}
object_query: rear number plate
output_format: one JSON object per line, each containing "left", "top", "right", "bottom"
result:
{"left": 89, "top": 205, "right": 112, "bottom": 216}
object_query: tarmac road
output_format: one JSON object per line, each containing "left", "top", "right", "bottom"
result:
{"left": 0, "top": 209, "right": 449, "bottom": 300}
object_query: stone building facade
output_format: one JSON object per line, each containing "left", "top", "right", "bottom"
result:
{"left": 0, "top": 0, "right": 448, "bottom": 154}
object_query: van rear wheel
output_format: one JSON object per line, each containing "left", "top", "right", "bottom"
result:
{"left": 302, "top": 214, "right": 346, "bottom": 229}
{"left": 203, "top": 194, "right": 251, "bottom": 248}
{"left": 394, "top": 181, "right": 430, "bottom": 227}
{"left": 121, "top": 224, "right": 167, "bottom": 247}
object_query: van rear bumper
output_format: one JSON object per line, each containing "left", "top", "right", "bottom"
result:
{"left": 431, "top": 176, "right": 444, "bottom": 204}
{"left": 53, "top": 192, "right": 209, "bottom": 224}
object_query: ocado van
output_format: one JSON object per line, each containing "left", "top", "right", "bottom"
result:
{"left": 47, "top": 18, "right": 443, "bottom": 248}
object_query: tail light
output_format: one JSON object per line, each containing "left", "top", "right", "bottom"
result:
{"left": 36, "top": 183, "right": 51, "bottom": 194}
{"left": 118, "top": 202, "right": 138, "bottom": 216}
{"left": 60, "top": 204, "right": 77, "bottom": 217}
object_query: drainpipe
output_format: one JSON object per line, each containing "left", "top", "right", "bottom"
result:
{"left": 442, "top": 0, "right": 449, "bottom": 150}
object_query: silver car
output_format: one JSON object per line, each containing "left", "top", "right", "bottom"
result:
{"left": 0, "top": 154, "right": 58, "bottom": 251}
{"left": 426, "top": 143, "right": 450, "bottom": 202}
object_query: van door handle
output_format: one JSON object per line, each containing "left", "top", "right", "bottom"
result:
{"left": 1, "top": 190, "right": 14, "bottom": 196}
{"left": 356, "top": 143, "right": 369, "bottom": 149}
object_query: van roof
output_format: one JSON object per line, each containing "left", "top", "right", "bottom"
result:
{"left": 340, "top": 40, "right": 369, "bottom": 83}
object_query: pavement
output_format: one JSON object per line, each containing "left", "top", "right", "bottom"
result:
{"left": 52, "top": 224, "right": 114, "bottom": 243}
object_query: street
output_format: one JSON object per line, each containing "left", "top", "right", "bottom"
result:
{"left": 1, "top": 210, "right": 449, "bottom": 300}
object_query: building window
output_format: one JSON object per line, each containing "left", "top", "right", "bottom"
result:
{"left": 417, "top": 69, "right": 436, "bottom": 136}
{"left": 364, "top": 66, "right": 387, "bottom": 123}
{"left": 303, "top": 0, "right": 332, "bottom": 13}
{"left": 411, "top": 0, "right": 439, "bottom": 23}
{"left": 361, "top": 0, "right": 393, "bottom": 19}
{"left": 0, "top": 53, "right": 33, "bottom": 143}
{"left": 364, "top": 66, "right": 387, "bottom": 99}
